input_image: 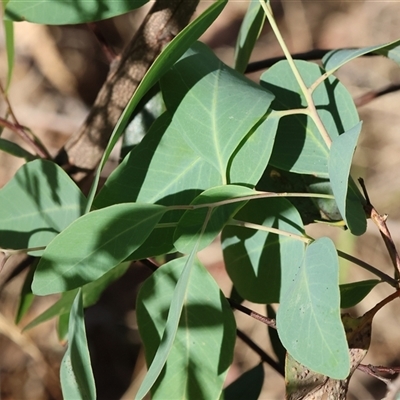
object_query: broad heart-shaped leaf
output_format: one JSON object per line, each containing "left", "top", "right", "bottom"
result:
{"left": 286, "top": 311, "right": 373, "bottom": 399}
{"left": 60, "top": 289, "right": 96, "bottom": 400}
{"left": 95, "top": 113, "right": 222, "bottom": 208}
{"left": 174, "top": 185, "right": 255, "bottom": 254}
{"left": 322, "top": 38, "right": 400, "bottom": 74}
{"left": 32, "top": 204, "right": 166, "bottom": 295}
{"left": 234, "top": 0, "right": 266, "bottom": 74}
{"left": 228, "top": 110, "right": 280, "bottom": 186}
{"left": 137, "top": 257, "right": 236, "bottom": 400}
{"left": 261, "top": 60, "right": 359, "bottom": 177}
{"left": 340, "top": 280, "right": 381, "bottom": 309}
{"left": 223, "top": 363, "right": 264, "bottom": 400}
{"left": 23, "top": 263, "right": 130, "bottom": 332}
{"left": 222, "top": 198, "right": 305, "bottom": 304}
{"left": 161, "top": 41, "right": 274, "bottom": 180}
{"left": 329, "top": 122, "right": 366, "bottom": 235}
{"left": 86, "top": 0, "right": 228, "bottom": 209}
{"left": 0, "top": 159, "right": 86, "bottom": 256}
{"left": 95, "top": 113, "right": 223, "bottom": 259}
{"left": 277, "top": 237, "right": 350, "bottom": 379}
{"left": 5, "top": 0, "right": 148, "bottom": 24}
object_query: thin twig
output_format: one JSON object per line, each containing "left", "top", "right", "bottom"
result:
{"left": 0, "top": 117, "right": 49, "bottom": 159}
{"left": 227, "top": 298, "right": 276, "bottom": 329}
{"left": 236, "top": 328, "right": 284, "bottom": 376}
{"left": 354, "top": 84, "right": 400, "bottom": 107}
{"left": 245, "top": 49, "right": 380, "bottom": 74}
{"left": 357, "top": 364, "right": 396, "bottom": 385}
{"left": 87, "top": 22, "right": 118, "bottom": 63}
{"left": 0, "top": 82, "right": 50, "bottom": 158}
{"left": 337, "top": 250, "right": 398, "bottom": 287}
{"left": 359, "top": 178, "right": 400, "bottom": 279}
{"left": 141, "top": 258, "right": 159, "bottom": 272}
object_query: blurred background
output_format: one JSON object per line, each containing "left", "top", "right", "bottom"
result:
{"left": 1, "top": 0, "right": 400, "bottom": 398}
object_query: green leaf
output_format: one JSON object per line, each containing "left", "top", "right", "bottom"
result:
{"left": 15, "top": 260, "right": 36, "bottom": 324}
{"left": 0, "top": 159, "right": 86, "bottom": 256}
{"left": 95, "top": 113, "right": 221, "bottom": 207}
{"left": 222, "top": 198, "right": 305, "bottom": 304}
{"left": 3, "top": 19, "right": 14, "bottom": 90}
{"left": 5, "top": 0, "right": 149, "bottom": 24}
{"left": 121, "top": 88, "right": 164, "bottom": 159}
{"left": 86, "top": 0, "right": 228, "bottom": 210}
{"left": 174, "top": 185, "right": 254, "bottom": 254}
{"left": 58, "top": 312, "right": 70, "bottom": 342}
{"left": 329, "top": 122, "right": 366, "bottom": 235}
{"left": 0, "top": 138, "right": 35, "bottom": 161}
{"left": 137, "top": 257, "right": 236, "bottom": 399}
{"left": 32, "top": 204, "right": 166, "bottom": 295}
{"left": 277, "top": 237, "right": 350, "bottom": 379}
{"left": 23, "top": 262, "right": 131, "bottom": 332}
{"left": 223, "top": 363, "right": 264, "bottom": 400}
{"left": 322, "top": 38, "right": 400, "bottom": 74}
{"left": 60, "top": 289, "right": 96, "bottom": 400}
{"left": 161, "top": 42, "right": 273, "bottom": 181}
{"left": 234, "top": 0, "right": 266, "bottom": 73}
{"left": 136, "top": 252, "right": 197, "bottom": 399}
{"left": 340, "top": 280, "right": 381, "bottom": 309}
{"left": 228, "top": 110, "right": 280, "bottom": 186}
{"left": 261, "top": 60, "right": 359, "bottom": 177}
{"left": 256, "top": 166, "right": 337, "bottom": 225}
{"left": 95, "top": 113, "right": 222, "bottom": 259}
{"left": 23, "top": 290, "right": 78, "bottom": 332}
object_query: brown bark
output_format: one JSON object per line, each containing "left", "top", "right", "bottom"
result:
{"left": 55, "top": 0, "right": 199, "bottom": 180}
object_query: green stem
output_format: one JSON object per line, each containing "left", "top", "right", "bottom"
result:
{"left": 1, "top": 246, "right": 46, "bottom": 255}
{"left": 259, "top": 0, "right": 332, "bottom": 148}
{"left": 169, "top": 191, "right": 335, "bottom": 211}
{"left": 228, "top": 218, "right": 398, "bottom": 287}
{"left": 229, "top": 219, "right": 311, "bottom": 244}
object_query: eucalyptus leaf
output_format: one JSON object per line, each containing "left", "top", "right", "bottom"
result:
{"left": 0, "top": 159, "right": 86, "bottom": 256}
{"left": 0, "top": 138, "right": 35, "bottom": 161}
{"left": 322, "top": 38, "right": 400, "bottom": 74}
{"left": 329, "top": 122, "right": 366, "bottom": 235}
{"left": 87, "top": 0, "right": 228, "bottom": 209}
{"left": 135, "top": 251, "right": 199, "bottom": 398}
{"left": 222, "top": 198, "right": 305, "bottom": 304}
{"left": 234, "top": 0, "right": 266, "bottom": 73}
{"left": 228, "top": 110, "right": 280, "bottom": 186}
{"left": 15, "top": 261, "right": 36, "bottom": 324}
{"left": 23, "top": 263, "right": 130, "bottom": 332}
{"left": 261, "top": 60, "right": 359, "bottom": 177}
{"left": 161, "top": 41, "right": 274, "bottom": 180}
{"left": 60, "top": 289, "right": 96, "bottom": 400}
{"left": 137, "top": 256, "right": 236, "bottom": 399}
{"left": 277, "top": 237, "right": 350, "bottom": 379}
{"left": 23, "top": 290, "right": 77, "bottom": 332}
{"left": 95, "top": 113, "right": 222, "bottom": 259}
{"left": 5, "top": 0, "right": 149, "bottom": 24}
{"left": 32, "top": 204, "right": 166, "bottom": 295}
{"left": 2, "top": 17, "right": 14, "bottom": 90}
{"left": 340, "top": 280, "right": 381, "bottom": 309}
{"left": 174, "top": 185, "right": 255, "bottom": 254}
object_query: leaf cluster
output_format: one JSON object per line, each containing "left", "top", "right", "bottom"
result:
{"left": 1, "top": 0, "right": 400, "bottom": 398}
